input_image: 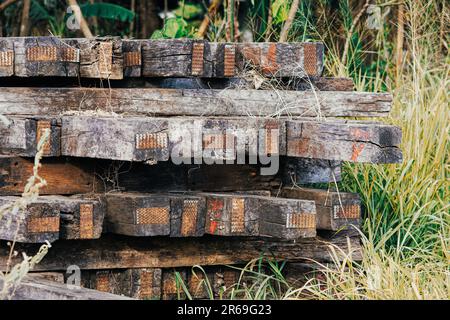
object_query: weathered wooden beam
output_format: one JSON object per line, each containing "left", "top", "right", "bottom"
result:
{"left": 200, "top": 192, "right": 316, "bottom": 239}
{"left": 105, "top": 193, "right": 206, "bottom": 237}
{"left": 1, "top": 274, "right": 133, "bottom": 300}
{"left": 60, "top": 116, "right": 283, "bottom": 162}
{"left": 0, "top": 234, "right": 362, "bottom": 271}
{"left": 278, "top": 188, "right": 361, "bottom": 231}
{"left": 12, "top": 37, "right": 79, "bottom": 77}
{"left": 281, "top": 157, "right": 342, "bottom": 185}
{"left": 0, "top": 87, "right": 392, "bottom": 118}
{"left": 65, "top": 37, "right": 123, "bottom": 79}
{"left": 81, "top": 268, "right": 161, "bottom": 300}
{"left": 0, "top": 38, "right": 14, "bottom": 77}
{"left": 0, "top": 195, "right": 105, "bottom": 243}
{"left": 0, "top": 157, "right": 100, "bottom": 196}
{"left": 0, "top": 117, "right": 60, "bottom": 157}
{"left": 286, "top": 120, "right": 403, "bottom": 163}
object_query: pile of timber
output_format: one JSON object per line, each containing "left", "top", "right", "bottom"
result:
{"left": 0, "top": 37, "right": 402, "bottom": 300}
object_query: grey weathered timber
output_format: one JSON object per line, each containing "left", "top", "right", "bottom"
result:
{"left": 12, "top": 37, "right": 79, "bottom": 77}
{"left": 0, "top": 117, "right": 60, "bottom": 157}
{"left": 67, "top": 37, "right": 123, "bottom": 79}
{"left": 0, "top": 195, "right": 105, "bottom": 243}
{"left": 278, "top": 188, "right": 361, "bottom": 231}
{"left": 61, "top": 116, "right": 284, "bottom": 162}
{"left": 0, "top": 234, "right": 362, "bottom": 271}
{"left": 1, "top": 274, "right": 133, "bottom": 300}
{"left": 235, "top": 42, "right": 324, "bottom": 77}
{"left": 281, "top": 157, "right": 342, "bottom": 185}
{"left": 0, "top": 87, "right": 392, "bottom": 118}
{"left": 81, "top": 268, "right": 162, "bottom": 300}
{"left": 0, "top": 38, "right": 14, "bottom": 77}
{"left": 287, "top": 120, "right": 403, "bottom": 163}
{"left": 200, "top": 192, "right": 316, "bottom": 239}
{"left": 140, "top": 40, "right": 324, "bottom": 78}
{"left": 105, "top": 193, "right": 206, "bottom": 237}
{"left": 0, "top": 157, "right": 100, "bottom": 196}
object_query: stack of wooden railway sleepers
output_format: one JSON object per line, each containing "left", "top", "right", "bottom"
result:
{"left": 0, "top": 37, "right": 401, "bottom": 300}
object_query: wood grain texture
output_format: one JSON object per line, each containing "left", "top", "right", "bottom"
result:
{"left": 81, "top": 268, "right": 161, "bottom": 300}
{"left": 0, "top": 195, "right": 105, "bottom": 243}
{"left": 0, "top": 87, "right": 392, "bottom": 118}
{"left": 0, "top": 157, "right": 100, "bottom": 196}
{"left": 13, "top": 37, "right": 79, "bottom": 77}
{"left": 1, "top": 274, "right": 133, "bottom": 300}
{"left": 0, "top": 234, "right": 362, "bottom": 271}
{"left": 278, "top": 188, "right": 361, "bottom": 231}
{"left": 287, "top": 120, "right": 403, "bottom": 163}
{"left": 0, "top": 38, "right": 14, "bottom": 77}
{"left": 0, "top": 117, "right": 60, "bottom": 157}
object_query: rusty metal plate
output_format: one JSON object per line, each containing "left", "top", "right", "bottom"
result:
{"left": 181, "top": 200, "right": 198, "bottom": 236}
{"left": 264, "top": 121, "right": 279, "bottom": 155}
{"left": 303, "top": 43, "right": 317, "bottom": 76}
{"left": 231, "top": 198, "right": 245, "bottom": 234}
{"left": 95, "top": 272, "right": 110, "bottom": 292}
{"left": 222, "top": 270, "right": 238, "bottom": 288}
{"left": 0, "top": 51, "right": 13, "bottom": 66}
{"left": 27, "top": 47, "right": 57, "bottom": 62}
{"left": 191, "top": 42, "right": 204, "bottom": 76}
{"left": 98, "top": 42, "right": 113, "bottom": 75}
{"left": 203, "top": 134, "right": 235, "bottom": 151}
{"left": 286, "top": 213, "right": 315, "bottom": 229}
{"left": 79, "top": 203, "right": 94, "bottom": 239}
{"left": 189, "top": 272, "right": 205, "bottom": 297}
{"left": 333, "top": 204, "right": 360, "bottom": 219}
{"left": 206, "top": 199, "right": 224, "bottom": 235}
{"left": 261, "top": 43, "right": 278, "bottom": 75}
{"left": 36, "top": 120, "right": 51, "bottom": 155}
{"left": 124, "top": 51, "right": 141, "bottom": 67}
{"left": 60, "top": 47, "right": 80, "bottom": 62}
{"left": 136, "top": 132, "right": 168, "bottom": 150}
{"left": 224, "top": 44, "right": 236, "bottom": 77}
{"left": 136, "top": 207, "right": 170, "bottom": 225}
{"left": 139, "top": 270, "right": 154, "bottom": 299}
{"left": 27, "top": 216, "right": 60, "bottom": 233}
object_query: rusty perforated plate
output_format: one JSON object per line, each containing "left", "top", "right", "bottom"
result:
{"left": 224, "top": 44, "right": 236, "bottom": 77}
{"left": 0, "top": 51, "right": 13, "bottom": 66}
{"left": 27, "top": 216, "right": 60, "bottom": 233}
{"left": 27, "top": 47, "right": 57, "bottom": 62}
{"left": 241, "top": 46, "right": 261, "bottom": 67}
{"left": 333, "top": 204, "right": 360, "bottom": 219}
{"left": 231, "top": 198, "right": 245, "bottom": 234}
{"left": 139, "top": 269, "right": 154, "bottom": 299}
{"left": 261, "top": 43, "right": 279, "bottom": 75}
{"left": 60, "top": 47, "right": 80, "bottom": 62}
{"left": 136, "top": 207, "right": 170, "bottom": 225}
{"left": 264, "top": 121, "right": 279, "bottom": 155}
{"left": 36, "top": 120, "right": 52, "bottom": 155}
{"left": 98, "top": 42, "right": 113, "bottom": 75}
{"left": 286, "top": 213, "right": 315, "bottom": 229}
{"left": 95, "top": 272, "right": 110, "bottom": 292}
{"left": 191, "top": 42, "right": 204, "bottom": 76}
{"left": 79, "top": 203, "right": 94, "bottom": 239}
{"left": 303, "top": 43, "right": 317, "bottom": 76}
{"left": 203, "top": 134, "right": 235, "bottom": 152}
{"left": 189, "top": 272, "right": 206, "bottom": 297}
{"left": 181, "top": 199, "right": 199, "bottom": 236}
{"left": 124, "top": 51, "right": 141, "bottom": 67}
{"left": 136, "top": 132, "right": 168, "bottom": 150}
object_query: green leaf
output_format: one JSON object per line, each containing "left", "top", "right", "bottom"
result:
{"left": 174, "top": 2, "right": 203, "bottom": 20}
{"left": 79, "top": 3, "right": 135, "bottom": 22}
{"left": 272, "top": 0, "right": 289, "bottom": 24}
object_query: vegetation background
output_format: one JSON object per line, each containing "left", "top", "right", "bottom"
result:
{"left": 0, "top": 0, "right": 448, "bottom": 300}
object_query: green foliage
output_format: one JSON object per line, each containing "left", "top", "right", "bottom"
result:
{"left": 271, "top": 0, "right": 289, "bottom": 24}
{"left": 151, "top": 17, "right": 194, "bottom": 39}
{"left": 79, "top": 2, "right": 135, "bottom": 22}
{"left": 174, "top": 1, "right": 203, "bottom": 20}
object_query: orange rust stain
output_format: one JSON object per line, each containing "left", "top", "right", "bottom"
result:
{"left": 350, "top": 128, "right": 370, "bottom": 140}
{"left": 261, "top": 44, "right": 279, "bottom": 75}
{"left": 351, "top": 143, "right": 365, "bottom": 161}
{"left": 207, "top": 199, "right": 223, "bottom": 234}
{"left": 209, "top": 220, "right": 218, "bottom": 234}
